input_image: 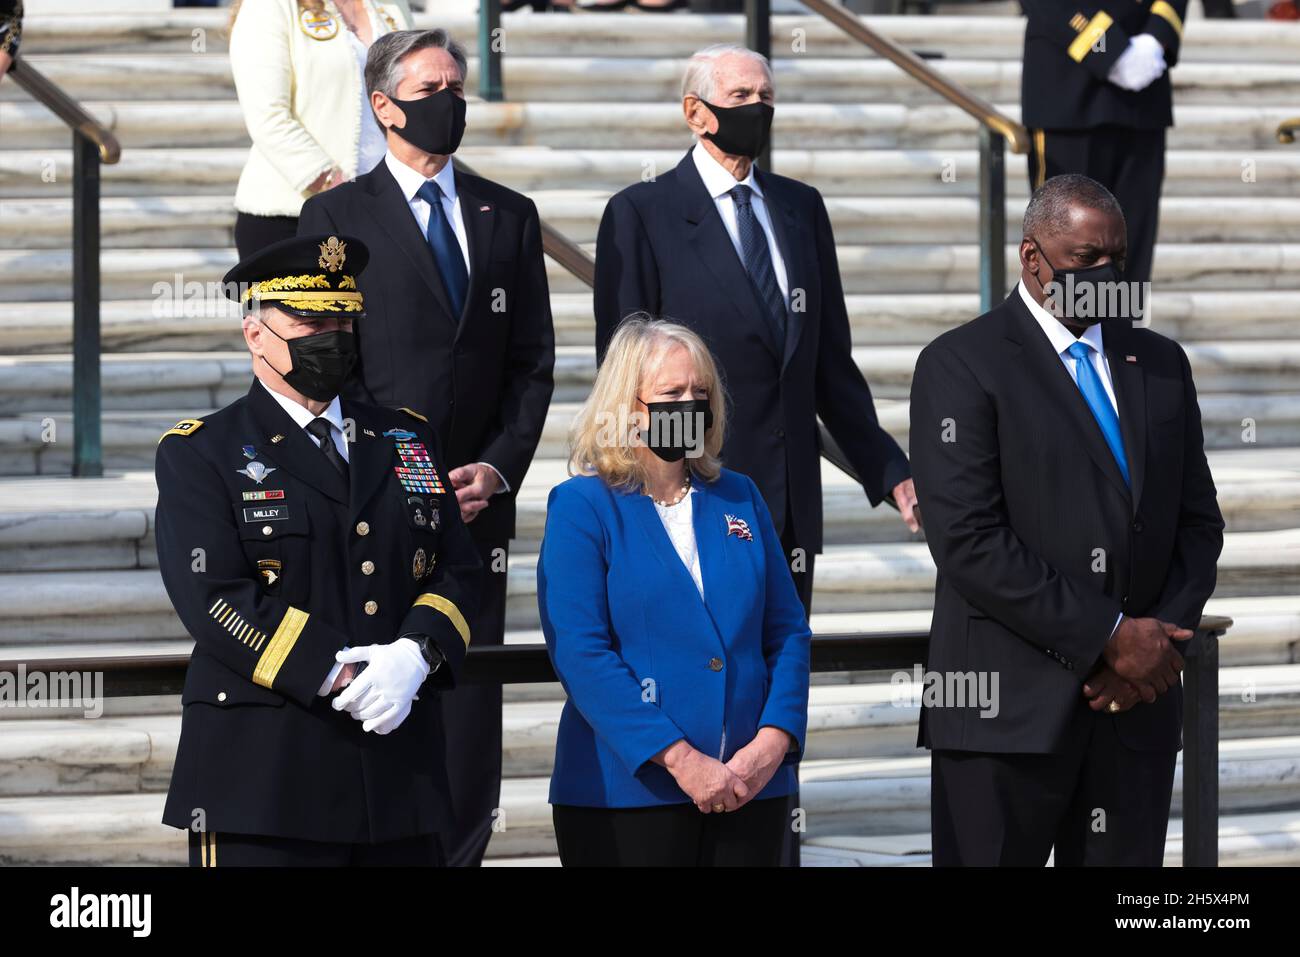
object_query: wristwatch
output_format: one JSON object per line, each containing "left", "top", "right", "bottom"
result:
{"left": 399, "top": 632, "right": 444, "bottom": 675}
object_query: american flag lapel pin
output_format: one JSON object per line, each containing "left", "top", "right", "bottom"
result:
{"left": 1125, "top": 355, "right": 1138, "bottom": 363}
{"left": 479, "top": 204, "right": 491, "bottom": 212}
{"left": 724, "top": 514, "right": 753, "bottom": 542}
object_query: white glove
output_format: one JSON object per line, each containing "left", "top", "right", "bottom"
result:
{"left": 332, "top": 640, "right": 429, "bottom": 734}
{"left": 1108, "top": 34, "right": 1166, "bottom": 92}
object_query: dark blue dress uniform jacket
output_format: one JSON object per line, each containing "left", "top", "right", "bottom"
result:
{"left": 156, "top": 381, "right": 481, "bottom": 843}
{"left": 537, "top": 468, "right": 811, "bottom": 808}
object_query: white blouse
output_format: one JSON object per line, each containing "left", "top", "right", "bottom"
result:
{"left": 344, "top": 24, "right": 388, "bottom": 177}
{"left": 653, "top": 487, "right": 703, "bottom": 599}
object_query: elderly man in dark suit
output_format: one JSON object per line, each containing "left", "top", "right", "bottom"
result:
{"left": 910, "top": 174, "right": 1223, "bottom": 866}
{"left": 594, "top": 43, "right": 918, "bottom": 618}
{"left": 298, "top": 28, "right": 555, "bottom": 867}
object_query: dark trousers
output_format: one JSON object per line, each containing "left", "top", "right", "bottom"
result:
{"left": 234, "top": 211, "right": 300, "bottom": 260}
{"left": 439, "top": 533, "right": 508, "bottom": 867}
{"left": 930, "top": 702, "right": 1178, "bottom": 866}
{"left": 1027, "top": 125, "right": 1167, "bottom": 287}
{"left": 186, "top": 828, "right": 444, "bottom": 866}
{"left": 552, "top": 797, "right": 788, "bottom": 866}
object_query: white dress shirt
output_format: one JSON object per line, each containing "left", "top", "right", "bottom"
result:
{"left": 1018, "top": 280, "right": 1119, "bottom": 415}
{"left": 381, "top": 149, "right": 510, "bottom": 493}
{"left": 653, "top": 487, "right": 703, "bottom": 599}
{"left": 691, "top": 141, "right": 789, "bottom": 302}
{"left": 384, "top": 149, "right": 471, "bottom": 274}
{"left": 1017, "top": 280, "right": 1125, "bottom": 641}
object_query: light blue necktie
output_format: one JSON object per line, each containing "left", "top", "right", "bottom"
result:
{"left": 1067, "top": 340, "right": 1129, "bottom": 487}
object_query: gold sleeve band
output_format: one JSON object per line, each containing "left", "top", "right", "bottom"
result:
{"left": 1150, "top": 1, "right": 1183, "bottom": 38}
{"left": 253, "top": 606, "right": 309, "bottom": 688}
{"left": 1068, "top": 11, "right": 1114, "bottom": 63}
{"left": 413, "top": 593, "right": 471, "bottom": 648}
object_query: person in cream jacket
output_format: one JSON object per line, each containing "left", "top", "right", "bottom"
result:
{"left": 229, "top": 0, "right": 411, "bottom": 257}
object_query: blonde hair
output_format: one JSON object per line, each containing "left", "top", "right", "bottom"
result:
{"left": 570, "top": 315, "right": 728, "bottom": 490}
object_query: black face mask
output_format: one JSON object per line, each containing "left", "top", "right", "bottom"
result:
{"left": 700, "top": 100, "right": 774, "bottom": 159}
{"left": 261, "top": 321, "right": 357, "bottom": 402}
{"left": 1033, "top": 240, "right": 1131, "bottom": 325}
{"left": 638, "top": 398, "right": 715, "bottom": 463}
{"left": 385, "top": 88, "right": 467, "bottom": 156}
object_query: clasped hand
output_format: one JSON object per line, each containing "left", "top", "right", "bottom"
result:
{"left": 661, "top": 727, "right": 791, "bottom": 814}
{"left": 331, "top": 639, "right": 429, "bottom": 735}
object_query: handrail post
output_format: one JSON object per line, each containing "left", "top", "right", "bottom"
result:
{"left": 1182, "top": 622, "right": 1224, "bottom": 866}
{"left": 977, "top": 126, "right": 1006, "bottom": 314}
{"left": 744, "top": 0, "right": 772, "bottom": 172}
{"left": 71, "top": 132, "right": 103, "bottom": 478}
{"left": 478, "top": 0, "right": 503, "bottom": 103}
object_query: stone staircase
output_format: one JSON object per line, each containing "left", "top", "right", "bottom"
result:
{"left": 1, "top": 10, "right": 1298, "bottom": 865}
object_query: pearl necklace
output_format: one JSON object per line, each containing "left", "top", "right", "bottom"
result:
{"left": 650, "top": 472, "right": 692, "bottom": 508}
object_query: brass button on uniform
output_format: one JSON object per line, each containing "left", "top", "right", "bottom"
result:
{"left": 356, "top": 521, "right": 370, "bottom": 537}
{"left": 217, "top": 692, "right": 227, "bottom": 703}
{"left": 708, "top": 657, "right": 723, "bottom": 672}
{"left": 364, "top": 600, "right": 379, "bottom": 616}
{"left": 361, "top": 560, "right": 375, "bottom": 576}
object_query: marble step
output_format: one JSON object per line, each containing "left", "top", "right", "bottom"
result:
{"left": 4, "top": 387, "right": 1300, "bottom": 476}
{"left": 5, "top": 242, "right": 1300, "bottom": 304}
{"left": 2, "top": 289, "right": 1295, "bottom": 355}
{"left": 3, "top": 664, "right": 1299, "bottom": 798}
{"left": 7, "top": 53, "right": 1299, "bottom": 108}
{"left": 6, "top": 148, "right": 1299, "bottom": 201}
{"left": 3, "top": 340, "right": 1296, "bottom": 422}
{"left": 10, "top": 193, "right": 1300, "bottom": 250}
{"left": 3, "top": 736, "right": 1300, "bottom": 864}
{"left": 18, "top": 11, "right": 1298, "bottom": 63}
{"left": 0, "top": 527, "right": 1293, "bottom": 645}
{"left": 4, "top": 100, "right": 1298, "bottom": 154}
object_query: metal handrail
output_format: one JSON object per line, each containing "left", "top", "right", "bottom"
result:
{"left": 7, "top": 57, "right": 121, "bottom": 164}
{"left": 797, "top": 0, "right": 1031, "bottom": 155}
{"left": 0, "top": 615, "right": 1233, "bottom": 866}
{"left": 6, "top": 55, "right": 119, "bottom": 478}
{"left": 1278, "top": 118, "right": 1300, "bottom": 145}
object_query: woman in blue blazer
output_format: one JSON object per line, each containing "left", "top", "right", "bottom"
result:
{"left": 537, "top": 316, "right": 811, "bottom": 866}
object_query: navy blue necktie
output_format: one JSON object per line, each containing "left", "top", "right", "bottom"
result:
{"left": 416, "top": 180, "right": 469, "bottom": 319}
{"left": 729, "top": 185, "right": 787, "bottom": 344}
{"left": 1067, "top": 341, "right": 1130, "bottom": 486}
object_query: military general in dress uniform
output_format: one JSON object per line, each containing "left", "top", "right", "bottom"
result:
{"left": 155, "top": 234, "right": 481, "bottom": 866}
{"left": 1020, "top": 0, "right": 1187, "bottom": 288}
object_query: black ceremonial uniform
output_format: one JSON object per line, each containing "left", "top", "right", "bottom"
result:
{"left": 0, "top": 0, "right": 21, "bottom": 60}
{"left": 156, "top": 234, "right": 482, "bottom": 866}
{"left": 1020, "top": 0, "right": 1187, "bottom": 285}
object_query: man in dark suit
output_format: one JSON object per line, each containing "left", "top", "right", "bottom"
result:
{"left": 909, "top": 174, "right": 1223, "bottom": 866}
{"left": 298, "top": 29, "right": 555, "bottom": 867}
{"left": 594, "top": 43, "right": 917, "bottom": 616}
{"left": 157, "top": 234, "right": 481, "bottom": 865}
{"left": 1020, "top": 0, "right": 1188, "bottom": 287}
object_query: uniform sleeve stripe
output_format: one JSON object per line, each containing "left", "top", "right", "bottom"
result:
{"left": 413, "top": 593, "right": 471, "bottom": 648}
{"left": 1150, "top": 1, "right": 1183, "bottom": 38}
{"left": 1067, "top": 11, "right": 1114, "bottom": 63}
{"left": 252, "top": 606, "right": 309, "bottom": 688}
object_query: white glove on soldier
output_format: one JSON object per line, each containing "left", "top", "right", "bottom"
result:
{"left": 332, "top": 639, "right": 430, "bottom": 734}
{"left": 1108, "top": 34, "right": 1166, "bottom": 92}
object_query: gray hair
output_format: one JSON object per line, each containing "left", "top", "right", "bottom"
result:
{"left": 365, "top": 29, "right": 468, "bottom": 122}
{"left": 1023, "top": 173, "right": 1125, "bottom": 240}
{"left": 680, "top": 43, "right": 772, "bottom": 102}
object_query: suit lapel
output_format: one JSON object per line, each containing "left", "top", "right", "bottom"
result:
{"left": 1005, "top": 295, "right": 1132, "bottom": 503}
{"left": 362, "top": 161, "right": 457, "bottom": 324}
{"left": 247, "top": 382, "right": 349, "bottom": 505}
{"left": 454, "top": 171, "right": 495, "bottom": 337}
{"left": 690, "top": 479, "right": 730, "bottom": 631}
{"left": 1105, "top": 326, "right": 1147, "bottom": 513}
{"left": 628, "top": 483, "right": 721, "bottom": 638}
{"left": 341, "top": 402, "right": 394, "bottom": 516}
{"left": 675, "top": 153, "right": 783, "bottom": 360}
{"left": 755, "top": 168, "right": 806, "bottom": 372}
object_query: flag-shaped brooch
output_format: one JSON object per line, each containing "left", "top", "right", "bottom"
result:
{"left": 725, "top": 514, "right": 753, "bottom": 542}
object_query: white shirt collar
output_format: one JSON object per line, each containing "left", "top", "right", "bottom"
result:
{"left": 259, "top": 379, "right": 346, "bottom": 437}
{"left": 1017, "top": 279, "right": 1105, "bottom": 359}
{"left": 384, "top": 149, "right": 457, "bottom": 205}
{"left": 691, "top": 140, "right": 763, "bottom": 202}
